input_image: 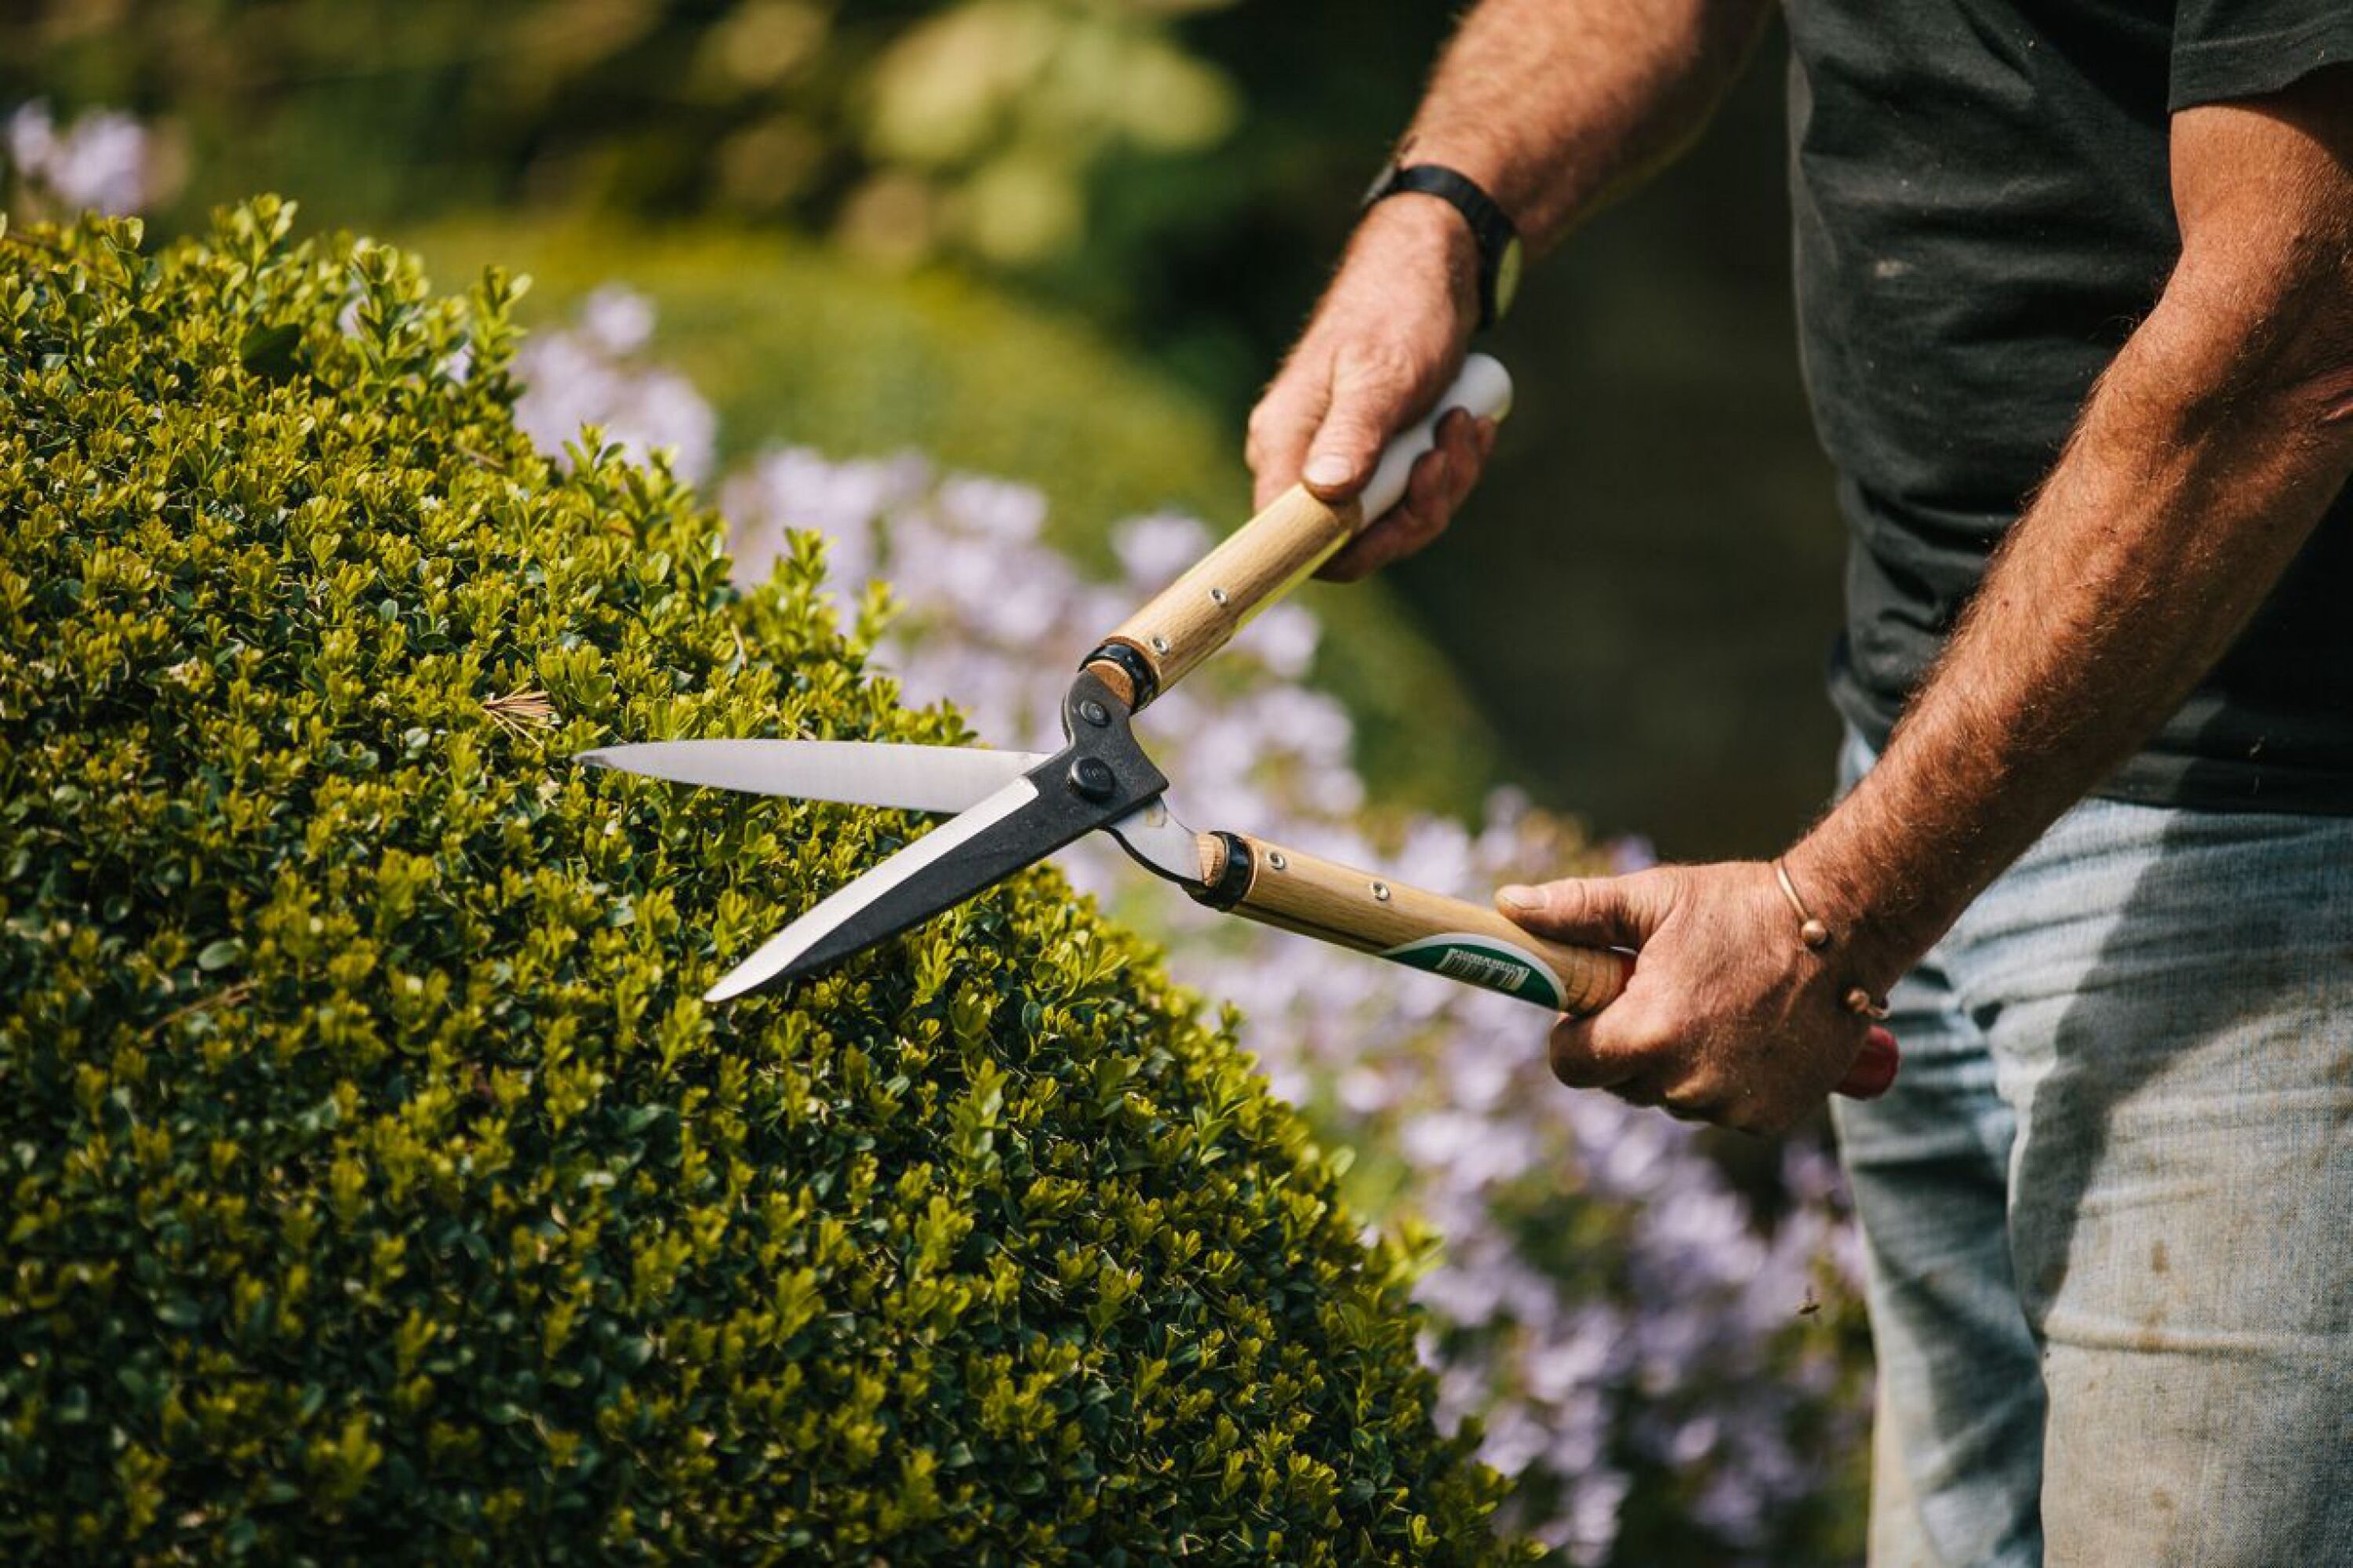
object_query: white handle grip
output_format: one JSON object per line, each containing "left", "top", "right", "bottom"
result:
{"left": 1359, "top": 354, "right": 1515, "bottom": 522}
{"left": 1080, "top": 354, "right": 1515, "bottom": 709}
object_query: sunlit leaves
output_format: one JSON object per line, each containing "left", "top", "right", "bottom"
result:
{"left": 0, "top": 206, "right": 1529, "bottom": 1564}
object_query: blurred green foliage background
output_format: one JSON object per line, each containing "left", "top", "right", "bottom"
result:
{"left": 6, "top": 0, "right": 1846, "bottom": 859}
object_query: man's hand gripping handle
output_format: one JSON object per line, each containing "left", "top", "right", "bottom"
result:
{"left": 1083, "top": 356, "right": 1514, "bottom": 709}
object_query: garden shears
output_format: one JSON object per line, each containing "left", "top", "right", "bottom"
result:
{"left": 579, "top": 355, "right": 1899, "bottom": 1100}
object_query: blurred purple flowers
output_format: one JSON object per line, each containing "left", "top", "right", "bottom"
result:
{"left": 520, "top": 288, "right": 1870, "bottom": 1565}
{"left": 5, "top": 101, "right": 162, "bottom": 216}
{"left": 513, "top": 285, "right": 718, "bottom": 486}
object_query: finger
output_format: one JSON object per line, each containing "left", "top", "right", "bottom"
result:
{"left": 1317, "top": 524, "right": 1411, "bottom": 583}
{"left": 1436, "top": 406, "right": 1482, "bottom": 470}
{"left": 1319, "top": 413, "right": 1486, "bottom": 581}
{"left": 1650, "top": 1089, "right": 1713, "bottom": 1125}
{"left": 1606, "top": 1066, "right": 1672, "bottom": 1110}
{"left": 1429, "top": 408, "right": 1489, "bottom": 519}
{"left": 1387, "top": 409, "right": 1479, "bottom": 530}
{"left": 1316, "top": 535, "right": 1380, "bottom": 583}
{"left": 1318, "top": 507, "right": 1440, "bottom": 581}
{"left": 1301, "top": 347, "right": 1427, "bottom": 503}
{"left": 1401, "top": 438, "right": 1456, "bottom": 533}
{"left": 1318, "top": 456, "right": 1447, "bottom": 582}
{"left": 1245, "top": 371, "right": 1331, "bottom": 511}
{"left": 1544, "top": 1013, "right": 1649, "bottom": 1093}
{"left": 1836, "top": 1026, "right": 1902, "bottom": 1100}
{"left": 1495, "top": 871, "right": 1678, "bottom": 951}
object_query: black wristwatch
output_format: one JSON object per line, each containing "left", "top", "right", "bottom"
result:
{"left": 1361, "top": 161, "right": 1524, "bottom": 330}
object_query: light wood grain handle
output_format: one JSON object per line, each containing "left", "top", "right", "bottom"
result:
{"left": 1198, "top": 833, "right": 1627, "bottom": 1015}
{"left": 1086, "top": 355, "right": 1514, "bottom": 708}
{"left": 1192, "top": 831, "right": 1904, "bottom": 1101}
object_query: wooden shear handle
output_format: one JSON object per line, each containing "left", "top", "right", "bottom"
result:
{"left": 1197, "top": 832, "right": 1901, "bottom": 1101}
{"left": 1085, "top": 356, "right": 1515, "bottom": 708}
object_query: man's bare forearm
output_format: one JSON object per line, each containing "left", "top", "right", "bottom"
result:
{"left": 1249, "top": 0, "right": 1777, "bottom": 537}
{"left": 1787, "top": 88, "right": 2353, "bottom": 984}
{"left": 1399, "top": 0, "right": 1773, "bottom": 247}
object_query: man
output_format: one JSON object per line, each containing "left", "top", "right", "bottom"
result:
{"left": 1247, "top": 2, "right": 2353, "bottom": 1563}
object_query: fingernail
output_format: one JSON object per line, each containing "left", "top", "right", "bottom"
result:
{"left": 1497, "top": 884, "right": 1541, "bottom": 911}
{"left": 1304, "top": 454, "right": 1352, "bottom": 489}
{"left": 1846, "top": 1031, "right": 1901, "bottom": 1099}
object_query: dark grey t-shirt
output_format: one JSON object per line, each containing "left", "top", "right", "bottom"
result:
{"left": 1785, "top": 0, "right": 2353, "bottom": 810}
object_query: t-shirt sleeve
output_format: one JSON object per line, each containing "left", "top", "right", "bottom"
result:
{"left": 2170, "top": 1, "right": 2353, "bottom": 111}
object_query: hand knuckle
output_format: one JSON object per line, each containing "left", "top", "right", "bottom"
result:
{"left": 1549, "top": 880, "right": 1591, "bottom": 926}
{"left": 1547, "top": 1043, "right": 1581, "bottom": 1087}
{"left": 1613, "top": 1075, "right": 1666, "bottom": 1109}
{"left": 1660, "top": 1010, "right": 1704, "bottom": 1046}
{"left": 1547, "top": 1035, "right": 1602, "bottom": 1089}
{"left": 1659, "top": 1079, "right": 1704, "bottom": 1117}
{"left": 1391, "top": 508, "right": 1440, "bottom": 544}
{"left": 1350, "top": 340, "right": 1420, "bottom": 386}
{"left": 1663, "top": 1061, "right": 1724, "bottom": 1113}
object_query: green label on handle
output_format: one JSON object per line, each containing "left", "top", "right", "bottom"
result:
{"left": 1377, "top": 933, "right": 1564, "bottom": 1010}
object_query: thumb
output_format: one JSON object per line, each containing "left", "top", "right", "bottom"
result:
{"left": 1495, "top": 872, "right": 1676, "bottom": 951}
{"left": 1301, "top": 357, "right": 1413, "bottom": 501}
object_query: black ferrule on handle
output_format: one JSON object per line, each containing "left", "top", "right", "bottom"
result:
{"left": 1082, "top": 641, "right": 1158, "bottom": 711}
{"left": 1195, "top": 831, "right": 1254, "bottom": 910}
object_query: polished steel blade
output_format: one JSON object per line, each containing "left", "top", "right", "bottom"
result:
{"left": 701, "top": 669, "right": 1166, "bottom": 1003}
{"left": 577, "top": 739, "right": 1043, "bottom": 815}
{"left": 1103, "top": 795, "right": 1208, "bottom": 886}
{"left": 706, "top": 776, "right": 1043, "bottom": 1002}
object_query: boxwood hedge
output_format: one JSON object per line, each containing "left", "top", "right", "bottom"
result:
{"left": 0, "top": 202, "right": 1530, "bottom": 1564}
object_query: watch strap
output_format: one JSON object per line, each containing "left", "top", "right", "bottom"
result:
{"left": 1363, "top": 162, "right": 1519, "bottom": 329}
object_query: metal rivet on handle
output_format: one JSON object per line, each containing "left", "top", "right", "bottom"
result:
{"left": 1371, "top": 881, "right": 1391, "bottom": 902}
{"left": 1150, "top": 635, "right": 1170, "bottom": 655}
{"left": 1267, "top": 851, "right": 1287, "bottom": 871}
{"left": 1208, "top": 586, "right": 1229, "bottom": 606}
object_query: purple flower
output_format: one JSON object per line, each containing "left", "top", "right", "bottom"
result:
{"left": 512, "top": 291, "right": 718, "bottom": 484}
{"left": 562, "top": 309, "right": 1878, "bottom": 1561}
{"left": 6, "top": 100, "right": 157, "bottom": 215}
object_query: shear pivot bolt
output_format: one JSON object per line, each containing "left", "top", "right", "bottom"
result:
{"left": 1068, "top": 756, "right": 1118, "bottom": 801}
{"left": 1078, "top": 698, "right": 1111, "bottom": 727}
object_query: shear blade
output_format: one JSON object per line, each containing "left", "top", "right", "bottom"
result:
{"left": 704, "top": 718, "right": 1166, "bottom": 999}
{"left": 578, "top": 738, "right": 1043, "bottom": 816}
{"left": 705, "top": 773, "right": 1047, "bottom": 1001}
{"left": 1103, "top": 796, "right": 1206, "bottom": 886}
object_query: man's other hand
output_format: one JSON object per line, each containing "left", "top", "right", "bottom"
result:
{"left": 1246, "top": 196, "right": 1499, "bottom": 582}
{"left": 1494, "top": 864, "right": 1899, "bottom": 1135}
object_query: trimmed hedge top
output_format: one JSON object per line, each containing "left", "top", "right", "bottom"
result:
{"left": 0, "top": 202, "right": 1527, "bottom": 1563}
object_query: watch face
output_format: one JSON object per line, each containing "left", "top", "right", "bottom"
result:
{"left": 1495, "top": 236, "right": 1524, "bottom": 322}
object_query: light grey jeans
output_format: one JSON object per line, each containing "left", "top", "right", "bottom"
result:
{"left": 1829, "top": 729, "right": 2353, "bottom": 1567}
